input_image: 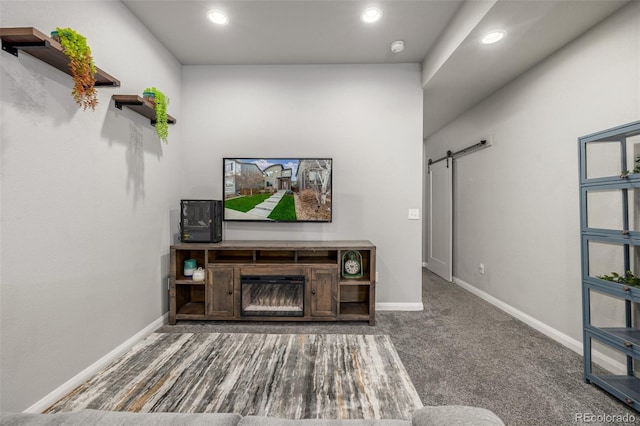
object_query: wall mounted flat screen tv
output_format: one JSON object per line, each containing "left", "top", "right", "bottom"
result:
{"left": 223, "top": 158, "right": 332, "bottom": 222}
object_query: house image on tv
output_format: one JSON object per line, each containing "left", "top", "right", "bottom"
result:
{"left": 263, "top": 164, "right": 293, "bottom": 191}
{"left": 224, "top": 159, "right": 264, "bottom": 196}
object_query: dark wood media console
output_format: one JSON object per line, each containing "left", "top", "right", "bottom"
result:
{"left": 169, "top": 240, "right": 376, "bottom": 325}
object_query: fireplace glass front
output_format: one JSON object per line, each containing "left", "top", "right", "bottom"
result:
{"left": 241, "top": 275, "right": 305, "bottom": 317}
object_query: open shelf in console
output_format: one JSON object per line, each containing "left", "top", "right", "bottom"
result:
{"left": 298, "top": 250, "right": 338, "bottom": 264}
{"left": 256, "top": 250, "right": 296, "bottom": 263}
{"left": 175, "top": 285, "right": 205, "bottom": 319}
{"left": 172, "top": 248, "right": 206, "bottom": 281}
{"left": 339, "top": 302, "right": 370, "bottom": 318}
{"left": 206, "top": 249, "right": 340, "bottom": 264}
{"left": 339, "top": 284, "right": 371, "bottom": 320}
{"left": 208, "top": 249, "right": 254, "bottom": 264}
{"left": 341, "top": 249, "right": 373, "bottom": 281}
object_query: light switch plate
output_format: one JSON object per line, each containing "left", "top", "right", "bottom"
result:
{"left": 408, "top": 209, "right": 420, "bottom": 220}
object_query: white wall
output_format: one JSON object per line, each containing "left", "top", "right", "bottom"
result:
{"left": 424, "top": 2, "right": 640, "bottom": 345}
{"left": 0, "top": 1, "right": 183, "bottom": 412}
{"left": 181, "top": 64, "right": 424, "bottom": 308}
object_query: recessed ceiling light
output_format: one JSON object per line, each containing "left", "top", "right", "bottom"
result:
{"left": 481, "top": 30, "right": 506, "bottom": 45}
{"left": 361, "top": 7, "right": 382, "bottom": 23}
{"left": 208, "top": 9, "right": 229, "bottom": 25}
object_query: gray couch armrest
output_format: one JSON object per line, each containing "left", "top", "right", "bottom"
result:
{"left": 238, "top": 417, "right": 410, "bottom": 426}
{"left": 412, "top": 406, "right": 505, "bottom": 426}
{"left": 1, "top": 409, "right": 242, "bottom": 426}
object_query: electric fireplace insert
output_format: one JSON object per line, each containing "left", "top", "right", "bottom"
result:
{"left": 241, "top": 275, "right": 305, "bottom": 317}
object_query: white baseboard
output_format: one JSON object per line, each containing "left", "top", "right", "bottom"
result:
{"left": 24, "top": 313, "right": 168, "bottom": 413}
{"left": 376, "top": 302, "right": 424, "bottom": 311}
{"left": 452, "top": 277, "right": 626, "bottom": 376}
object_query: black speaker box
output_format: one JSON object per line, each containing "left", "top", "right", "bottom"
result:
{"left": 180, "top": 200, "right": 222, "bottom": 243}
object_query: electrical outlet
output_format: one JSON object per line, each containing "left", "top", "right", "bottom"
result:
{"left": 408, "top": 209, "right": 420, "bottom": 220}
{"left": 479, "top": 263, "right": 485, "bottom": 274}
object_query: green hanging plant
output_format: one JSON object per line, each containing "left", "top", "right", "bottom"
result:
{"left": 56, "top": 27, "right": 98, "bottom": 110}
{"left": 143, "top": 87, "right": 169, "bottom": 143}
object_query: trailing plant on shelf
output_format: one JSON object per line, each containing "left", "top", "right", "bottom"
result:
{"left": 597, "top": 270, "right": 640, "bottom": 288}
{"left": 143, "top": 87, "right": 169, "bottom": 143}
{"left": 56, "top": 27, "right": 98, "bottom": 110}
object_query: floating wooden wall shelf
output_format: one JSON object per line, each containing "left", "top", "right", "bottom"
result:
{"left": 0, "top": 27, "right": 120, "bottom": 87}
{"left": 112, "top": 95, "right": 177, "bottom": 125}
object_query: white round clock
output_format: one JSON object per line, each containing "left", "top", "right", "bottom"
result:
{"left": 344, "top": 259, "right": 360, "bottom": 275}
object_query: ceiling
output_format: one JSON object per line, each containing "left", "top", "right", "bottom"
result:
{"left": 121, "top": 0, "right": 631, "bottom": 137}
{"left": 122, "top": 0, "right": 464, "bottom": 65}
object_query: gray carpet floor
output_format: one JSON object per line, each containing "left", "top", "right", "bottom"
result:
{"left": 158, "top": 269, "right": 639, "bottom": 425}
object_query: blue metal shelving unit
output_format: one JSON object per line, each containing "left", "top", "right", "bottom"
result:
{"left": 580, "top": 120, "right": 640, "bottom": 410}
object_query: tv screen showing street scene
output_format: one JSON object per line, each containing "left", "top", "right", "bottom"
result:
{"left": 223, "top": 158, "right": 332, "bottom": 222}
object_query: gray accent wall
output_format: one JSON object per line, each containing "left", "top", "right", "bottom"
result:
{"left": 0, "top": 1, "right": 183, "bottom": 412}
{"left": 180, "top": 64, "right": 424, "bottom": 308}
{"left": 423, "top": 2, "right": 640, "bottom": 347}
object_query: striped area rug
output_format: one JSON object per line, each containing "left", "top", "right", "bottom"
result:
{"left": 46, "top": 333, "right": 423, "bottom": 420}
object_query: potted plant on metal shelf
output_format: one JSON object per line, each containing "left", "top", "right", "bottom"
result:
{"left": 620, "top": 156, "right": 640, "bottom": 178}
{"left": 55, "top": 27, "right": 98, "bottom": 110}
{"left": 597, "top": 270, "right": 640, "bottom": 288}
{"left": 143, "top": 87, "right": 169, "bottom": 143}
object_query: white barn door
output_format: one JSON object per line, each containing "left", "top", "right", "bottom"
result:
{"left": 428, "top": 159, "right": 452, "bottom": 282}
